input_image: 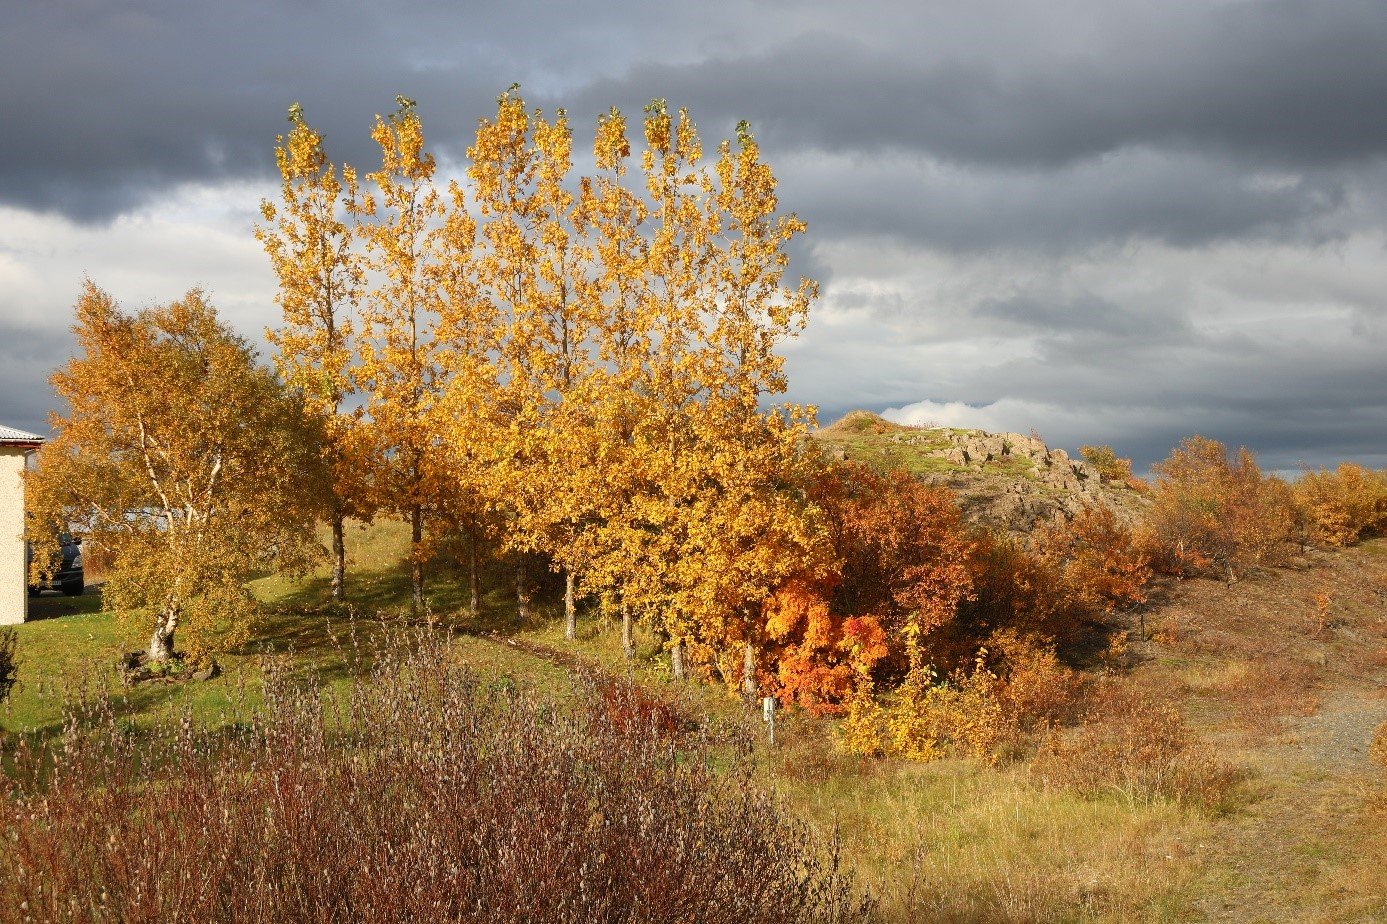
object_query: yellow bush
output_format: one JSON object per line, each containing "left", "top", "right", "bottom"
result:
{"left": 1294, "top": 463, "right": 1387, "bottom": 546}
{"left": 839, "top": 633, "right": 1077, "bottom": 765}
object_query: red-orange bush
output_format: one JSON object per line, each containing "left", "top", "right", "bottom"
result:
{"left": 762, "top": 578, "right": 888, "bottom": 715}
{"left": 1034, "top": 504, "right": 1152, "bottom": 614}
{"left": 811, "top": 462, "right": 975, "bottom": 668}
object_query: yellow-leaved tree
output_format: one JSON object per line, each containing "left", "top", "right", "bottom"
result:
{"left": 468, "top": 87, "right": 604, "bottom": 630}
{"left": 257, "top": 102, "right": 368, "bottom": 601}
{"left": 352, "top": 97, "right": 457, "bottom": 615}
{"left": 27, "top": 283, "right": 325, "bottom": 661}
{"left": 686, "top": 115, "right": 824, "bottom": 696}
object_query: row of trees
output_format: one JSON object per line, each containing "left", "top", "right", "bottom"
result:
{"left": 31, "top": 91, "right": 823, "bottom": 672}
{"left": 255, "top": 90, "right": 822, "bottom": 682}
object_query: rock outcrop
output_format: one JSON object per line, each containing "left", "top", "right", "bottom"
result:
{"left": 813, "top": 413, "right": 1147, "bottom": 534}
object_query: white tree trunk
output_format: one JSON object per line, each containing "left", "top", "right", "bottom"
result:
{"left": 671, "top": 640, "right": 685, "bottom": 680}
{"left": 742, "top": 641, "right": 757, "bottom": 701}
{"left": 516, "top": 560, "right": 531, "bottom": 625}
{"left": 564, "top": 569, "right": 576, "bottom": 641}
{"left": 148, "top": 606, "right": 179, "bottom": 661}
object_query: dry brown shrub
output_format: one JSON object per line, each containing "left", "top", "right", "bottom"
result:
{"left": 1145, "top": 436, "right": 1296, "bottom": 581}
{"left": 1032, "top": 682, "right": 1242, "bottom": 813}
{"left": 0, "top": 636, "right": 871, "bottom": 924}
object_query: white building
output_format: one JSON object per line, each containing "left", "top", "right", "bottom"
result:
{"left": 0, "top": 425, "right": 43, "bottom": 626}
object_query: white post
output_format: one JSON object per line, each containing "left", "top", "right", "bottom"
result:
{"left": 762, "top": 696, "right": 777, "bottom": 747}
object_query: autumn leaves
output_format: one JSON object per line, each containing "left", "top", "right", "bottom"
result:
{"left": 257, "top": 91, "right": 821, "bottom": 674}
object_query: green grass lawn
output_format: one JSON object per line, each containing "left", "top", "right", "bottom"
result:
{"left": 2, "top": 518, "right": 659, "bottom": 736}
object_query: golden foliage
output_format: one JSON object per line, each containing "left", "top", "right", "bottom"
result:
{"left": 840, "top": 632, "right": 1076, "bottom": 765}
{"left": 1145, "top": 436, "right": 1295, "bottom": 579}
{"left": 1079, "top": 444, "right": 1147, "bottom": 492}
{"left": 27, "top": 284, "right": 325, "bottom": 659}
{"left": 257, "top": 104, "right": 370, "bottom": 599}
{"left": 1293, "top": 462, "right": 1387, "bottom": 546}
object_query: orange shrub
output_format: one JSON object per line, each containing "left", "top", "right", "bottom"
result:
{"left": 954, "top": 531, "right": 1082, "bottom": 655}
{"left": 811, "top": 461, "right": 975, "bottom": 670}
{"left": 1293, "top": 463, "right": 1387, "bottom": 546}
{"left": 1034, "top": 504, "right": 1152, "bottom": 614}
{"left": 1145, "top": 436, "right": 1295, "bottom": 580}
{"left": 762, "top": 578, "right": 888, "bottom": 715}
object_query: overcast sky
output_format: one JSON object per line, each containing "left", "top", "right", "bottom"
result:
{"left": 3, "top": 0, "right": 1385, "bottom": 471}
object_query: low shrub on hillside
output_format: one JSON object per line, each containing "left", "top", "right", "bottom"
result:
{"left": 1079, "top": 444, "right": 1148, "bottom": 492}
{"left": 1145, "top": 436, "right": 1295, "bottom": 580}
{"left": 0, "top": 637, "right": 870, "bottom": 924}
{"left": 1033, "top": 504, "right": 1153, "bottom": 615}
{"left": 1294, "top": 463, "right": 1387, "bottom": 546}
{"left": 1032, "top": 682, "right": 1242, "bottom": 813}
{"left": 839, "top": 632, "right": 1078, "bottom": 765}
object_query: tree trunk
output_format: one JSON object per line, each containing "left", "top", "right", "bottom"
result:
{"left": 621, "top": 601, "right": 634, "bottom": 662}
{"left": 516, "top": 560, "right": 531, "bottom": 626}
{"left": 670, "top": 639, "right": 685, "bottom": 680}
{"left": 148, "top": 606, "right": 179, "bottom": 662}
{"left": 330, "top": 510, "right": 346, "bottom": 602}
{"left": 467, "top": 530, "right": 479, "bottom": 619}
{"left": 410, "top": 506, "right": 425, "bottom": 617}
{"left": 742, "top": 641, "right": 757, "bottom": 701}
{"left": 563, "top": 569, "right": 576, "bottom": 641}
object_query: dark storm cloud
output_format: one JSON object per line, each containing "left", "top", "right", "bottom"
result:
{"left": 0, "top": 323, "right": 69, "bottom": 436}
{"left": 0, "top": 0, "right": 648, "bottom": 221}
{"left": 8, "top": 0, "right": 1387, "bottom": 226}
{"left": 3, "top": 0, "right": 1387, "bottom": 477}
{"left": 975, "top": 291, "right": 1190, "bottom": 340}
{"left": 780, "top": 149, "right": 1348, "bottom": 253}
{"left": 575, "top": 1, "right": 1387, "bottom": 170}
{"left": 936, "top": 322, "right": 1387, "bottom": 471}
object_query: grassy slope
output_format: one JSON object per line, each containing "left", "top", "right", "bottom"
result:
{"left": 812, "top": 410, "right": 1039, "bottom": 479}
{"left": 5, "top": 515, "right": 1386, "bottom": 921}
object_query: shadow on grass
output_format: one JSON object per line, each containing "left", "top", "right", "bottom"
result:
{"left": 26, "top": 584, "right": 105, "bottom": 621}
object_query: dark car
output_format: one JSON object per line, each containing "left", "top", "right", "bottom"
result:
{"left": 26, "top": 533, "right": 85, "bottom": 597}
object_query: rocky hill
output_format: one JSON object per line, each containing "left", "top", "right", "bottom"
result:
{"left": 812, "top": 410, "right": 1148, "bottom": 532}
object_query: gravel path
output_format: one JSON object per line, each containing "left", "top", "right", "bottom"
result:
{"left": 1194, "top": 684, "right": 1387, "bottom": 922}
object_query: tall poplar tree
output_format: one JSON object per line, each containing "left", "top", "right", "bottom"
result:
{"left": 469, "top": 87, "right": 603, "bottom": 629}
{"left": 257, "top": 103, "right": 366, "bottom": 602}
{"left": 353, "top": 97, "right": 450, "bottom": 615}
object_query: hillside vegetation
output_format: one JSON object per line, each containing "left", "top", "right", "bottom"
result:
{"left": 813, "top": 410, "right": 1148, "bottom": 531}
{"left": 7, "top": 456, "right": 1387, "bottom": 921}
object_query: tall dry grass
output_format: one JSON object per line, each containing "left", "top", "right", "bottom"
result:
{"left": 0, "top": 634, "right": 870, "bottom": 924}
